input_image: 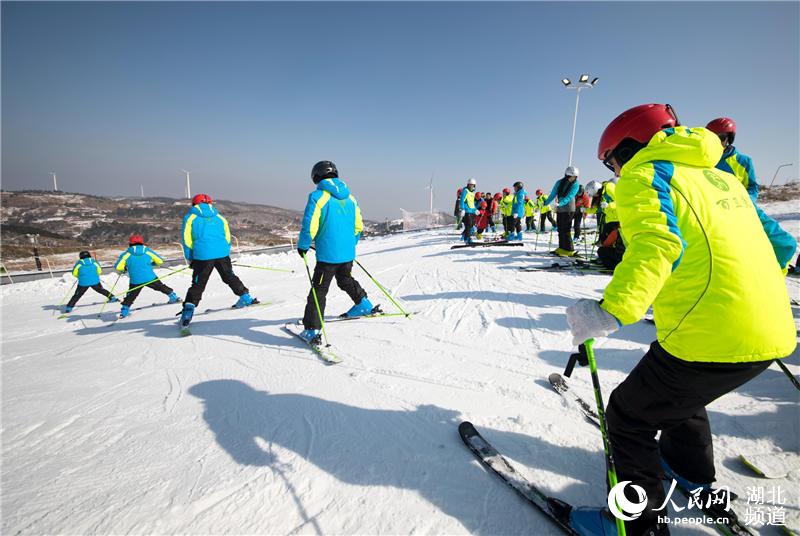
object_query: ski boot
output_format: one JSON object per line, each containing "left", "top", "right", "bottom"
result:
{"left": 167, "top": 292, "right": 181, "bottom": 304}
{"left": 64, "top": 305, "right": 73, "bottom": 313}
{"left": 476, "top": 233, "right": 483, "bottom": 240}
{"left": 233, "top": 293, "right": 255, "bottom": 309}
{"left": 344, "top": 297, "right": 375, "bottom": 318}
{"left": 661, "top": 456, "right": 738, "bottom": 507}
{"left": 516, "top": 232, "right": 524, "bottom": 242}
{"left": 179, "top": 303, "right": 195, "bottom": 327}
{"left": 570, "top": 507, "right": 668, "bottom": 536}
{"left": 108, "top": 295, "right": 119, "bottom": 303}
{"left": 119, "top": 305, "right": 131, "bottom": 318}
{"left": 298, "top": 328, "right": 322, "bottom": 345}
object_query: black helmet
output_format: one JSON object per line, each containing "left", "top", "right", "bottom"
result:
{"left": 513, "top": 181, "right": 524, "bottom": 190}
{"left": 79, "top": 250, "right": 91, "bottom": 259}
{"left": 311, "top": 161, "right": 338, "bottom": 184}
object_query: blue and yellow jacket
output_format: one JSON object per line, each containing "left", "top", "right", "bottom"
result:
{"left": 715, "top": 145, "right": 758, "bottom": 202}
{"left": 114, "top": 245, "right": 164, "bottom": 285}
{"left": 459, "top": 188, "right": 477, "bottom": 215}
{"left": 298, "top": 178, "right": 363, "bottom": 264}
{"left": 524, "top": 198, "right": 537, "bottom": 217}
{"left": 511, "top": 188, "right": 527, "bottom": 218}
{"left": 536, "top": 194, "right": 551, "bottom": 214}
{"left": 601, "top": 126, "right": 795, "bottom": 363}
{"left": 181, "top": 203, "right": 231, "bottom": 261}
{"left": 71, "top": 258, "right": 102, "bottom": 286}
{"left": 600, "top": 181, "right": 618, "bottom": 223}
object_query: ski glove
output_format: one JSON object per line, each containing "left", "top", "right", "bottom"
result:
{"left": 297, "top": 248, "right": 308, "bottom": 258}
{"left": 600, "top": 201, "right": 609, "bottom": 210}
{"left": 566, "top": 299, "right": 620, "bottom": 346}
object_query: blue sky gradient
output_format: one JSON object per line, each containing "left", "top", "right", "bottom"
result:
{"left": 3, "top": 1, "right": 798, "bottom": 219}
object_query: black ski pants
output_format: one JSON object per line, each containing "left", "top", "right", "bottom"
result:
{"left": 596, "top": 246, "right": 624, "bottom": 270}
{"left": 510, "top": 216, "right": 522, "bottom": 234}
{"left": 122, "top": 279, "right": 174, "bottom": 307}
{"left": 572, "top": 211, "right": 584, "bottom": 239}
{"left": 606, "top": 342, "right": 771, "bottom": 535}
{"left": 525, "top": 216, "right": 534, "bottom": 231}
{"left": 67, "top": 283, "right": 115, "bottom": 308}
{"left": 556, "top": 211, "right": 574, "bottom": 251}
{"left": 539, "top": 212, "right": 556, "bottom": 232}
{"left": 461, "top": 213, "right": 475, "bottom": 242}
{"left": 185, "top": 256, "right": 248, "bottom": 306}
{"left": 303, "top": 261, "right": 367, "bottom": 330}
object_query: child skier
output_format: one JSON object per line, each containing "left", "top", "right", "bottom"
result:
{"left": 178, "top": 194, "right": 257, "bottom": 331}
{"left": 535, "top": 189, "right": 555, "bottom": 232}
{"left": 64, "top": 251, "right": 117, "bottom": 312}
{"left": 524, "top": 195, "right": 536, "bottom": 231}
{"left": 573, "top": 185, "right": 591, "bottom": 241}
{"left": 296, "top": 160, "right": 374, "bottom": 344}
{"left": 114, "top": 234, "right": 180, "bottom": 318}
{"left": 474, "top": 200, "right": 489, "bottom": 239}
{"left": 509, "top": 181, "right": 527, "bottom": 241}
{"left": 566, "top": 103, "right": 796, "bottom": 536}
{"left": 500, "top": 187, "right": 513, "bottom": 237}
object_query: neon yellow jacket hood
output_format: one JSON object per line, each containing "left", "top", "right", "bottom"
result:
{"left": 601, "top": 127, "right": 796, "bottom": 363}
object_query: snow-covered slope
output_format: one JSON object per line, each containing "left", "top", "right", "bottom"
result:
{"left": 2, "top": 207, "right": 798, "bottom": 535}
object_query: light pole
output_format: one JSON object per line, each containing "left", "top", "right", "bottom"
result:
{"left": 561, "top": 74, "right": 599, "bottom": 166}
{"left": 769, "top": 163, "right": 793, "bottom": 187}
{"left": 181, "top": 169, "right": 191, "bottom": 199}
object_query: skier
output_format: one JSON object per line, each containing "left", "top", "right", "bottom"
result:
{"left": 543, "top": 166, "right": 581, "bottom": 256}
{"left": 454, "top": 188, "right": 464, "bottom": 230}
{"left": 705, "top": 117, "right": 758, "bottom": 202}
{"left": 566, "top": 103, "right": 796, "bottom": 536}
{"left": 500, "top": 187, "right": 513, "bottom": 237}
{"left": 178, "top": 193, "right": 257, "bottom": 330}
{"left": 573, "top": 185, "right": 591, "bottom": 241}
{"left": 524, "top": 195, "right": 536, "bottom": 231}
{"left": 486, "top": 193, "right": 499, "bottom": 234}
{"left": 64, "top": 251, "right": 117, "bottom": 312}
{"left": 535, "top": 189, "right": 555, "bottom": 232}
{"left": 707, "top": 117, "right": 796, "bottom": 270}
{"left": 509, "top": 181, "right": 527, "bottom": 241}
{"left": 296, "top": 160, "right": 373, "bottom": 343}
{"left": 474, "top": 200, "right": 489, "bottom": 239}
{"left": 114, "top": 234, "right": 180, "bottom": 318}
{"left": 458, "top": 179, "right": 478, "bottom": 244}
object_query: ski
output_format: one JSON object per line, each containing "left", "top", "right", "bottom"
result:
{"left": 282, "top": 322, "right": 342, "bottom": 364}
{"left": 202, "top": 299, "right": 273, "bottom": 315}
{"left": 458, "top": 421, "right": 580, "bottom": 535}
{"left": 738, "top": 452, "right": 794, "bottom": 479}
{"left": 547, "top": 373, "right": 601, "bottom": 426}
{"left": 519, "top": 263, "right": 612, "bottom": 275}
{"left": 179, "top": 326, "right": 191, "bottom": 337}
{"left": 325, "top": 312, "right": 412, "bottom": 323}
{"left": 450, "top": 241, "right": 524, "bottom": 249}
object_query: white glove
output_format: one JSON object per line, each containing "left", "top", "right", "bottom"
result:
{"left": 549, "top": 202, "right": 556, "bottom": 210}
{"left": 580, "top": 206, "right": 586, "bottom": 213}
{"left": 600, "top": 201, "right": 609, "bottom": 210}
{"left": 566, "top": 299, "right": 620, "bottom": 346}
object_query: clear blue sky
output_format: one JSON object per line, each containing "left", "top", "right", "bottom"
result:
{"left": 3, "top": 1, "right": 798, "bottom": 219}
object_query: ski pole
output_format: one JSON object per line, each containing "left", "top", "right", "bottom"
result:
{"left": 54, "top": 279, "right": 78, "bottom": 315}
{"left": 774, "top": 359, "right": 800, "bottom": 391}
{"left": 582, "top": 215, "right": 589, "bottom": 258}
{"left": 583, "top": 339, "right": 627, "bottom": 536}
{"left": 548, "top": 226, "right": 554, "bottom": 251}
{"left": 301, "top": 252, "right": 330, "bottom": 346}
{"left": 97, "top": 273, "right": 122, "bottom": 316}
{"left": 232, "top": 263, "right": 294, "bottom": 273}
{"left": 110, "top": 266, "right": 190, "bottom": 300}
{"left": 353, "top": 258, "right": 410, "bottom": 317}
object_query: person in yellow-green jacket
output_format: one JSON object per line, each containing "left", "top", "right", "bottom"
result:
{"left": 499, "top": 187, "right": 513, "bottom": 237}
{"left": 535, "top": 189, "right": 555, "bottom": 232}
{"left": 524, "top": 195, "right": 537, "bottom": 231}
{"left": 565, "top": 104, "right": 796, "bottom": 536}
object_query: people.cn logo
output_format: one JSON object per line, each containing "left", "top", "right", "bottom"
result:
{"left": 608, "top": 481, "right": 648, "bottom": 521}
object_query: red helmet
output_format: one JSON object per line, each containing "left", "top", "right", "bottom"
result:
{"left": 493, "top": 193, "right": 502, "bottom": 200}
{"left": 479, "top": 200, "right": 487, "bottom": 209}
{"left": 475, "top": 191, "right": 482, "bottom": 198}
{"left": 192, "top": 193, "right": 212, "bottom": 205}
{"left": 524, "top": 196, "right": 530, "bottom": 201}
{"left": 597, "top": 104, "right": 679, "bottom": 161}
{"left": 535, "top": 189, "right": 543, "bottom": 196}
{"left": 129, "top": 234, "right": 145, "bottom": 245}
{"left": 706, "top": 117, "right": 736, "bottom": 135}
{"left": 502, "top": 188, "right": 511, "bottom": 195}
{"left": 457, "top": 188, "right": 462, "bottom": 194}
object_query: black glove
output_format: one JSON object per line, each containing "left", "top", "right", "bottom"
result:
{"left": 297, "top": 248, "right": 308, "bottom": 258}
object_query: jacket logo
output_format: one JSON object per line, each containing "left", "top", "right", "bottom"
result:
{"left": 703, "top": 170, "right": 730, "bottom": 192}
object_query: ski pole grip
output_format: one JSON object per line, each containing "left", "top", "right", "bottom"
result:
{"left": 564, "top": 353, "right": 578, "bottom": 378}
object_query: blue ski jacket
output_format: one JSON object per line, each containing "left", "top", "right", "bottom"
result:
{"left": 298, "top": 178, "right": 364, "bottom": 264}
{"left": 512, "top": 188, "right": 528, "bottom": 218}
{"left": 71, "top": 258, "right": 102, "bottom": 286}
{"left": 114, "top": 245, "right": 165, "bottom": 285}
{"left": 181, "top": 203, "right": 231, "bottom": 261}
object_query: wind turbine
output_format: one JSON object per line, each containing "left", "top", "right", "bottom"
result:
{"left": 424, "top": 171, "right": 435, "bottom": 215}
{"left": 181, "top": 169, "right": 191, "bottom": 199}
{"left": 50, "top": 172, "right": 58, "bottom": 191}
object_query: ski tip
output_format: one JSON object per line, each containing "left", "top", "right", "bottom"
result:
{"left": 458, "top": 421, "right": 477, "bottom": 436}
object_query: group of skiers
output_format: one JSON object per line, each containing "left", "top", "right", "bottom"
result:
{"left": 65, "top": 161, "right": 374, "bottom": 342}
{"left": 60, "top": 110, "right": 798, "bottom": 536}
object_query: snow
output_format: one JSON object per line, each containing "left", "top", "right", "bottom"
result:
{"left": 2, "top": 206, "right": 799, "bottom": 535}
